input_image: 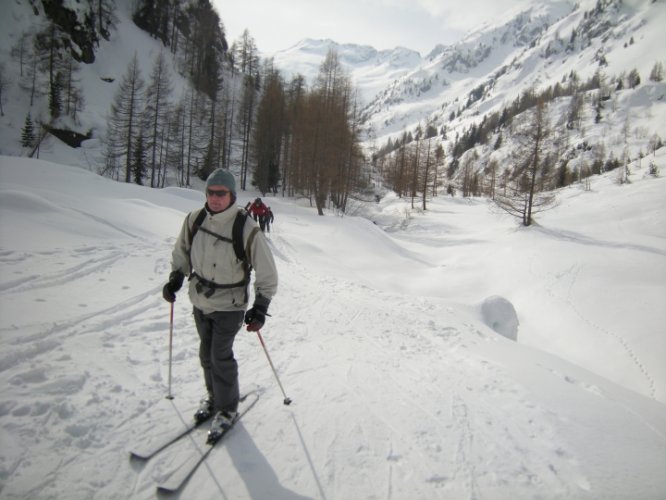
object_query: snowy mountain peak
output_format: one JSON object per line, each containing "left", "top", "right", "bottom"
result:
{"left": 275, "top": 38, "right": 421, "bottom": 65}
{"left": 271, "top": 38, "right": 423, "bottom": 102}
{"left": 356, "top": 0, "right": 665, "bottom": 146}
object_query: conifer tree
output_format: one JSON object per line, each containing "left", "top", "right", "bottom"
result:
{"left": 94, "top": 0, "right": 116, "bottom": 40}
{"left": 233, "top": 30, "right": 259, "bottom": 75}
{"left": 183, "top": 87, "right": 209, "bottom": 186}
{"left": 131, "top": 131, "right": 147, "bottom": 185}
{"left": 10, "top": 32, "right": 30, "bottom": 78}
{"left": 49, "top": 72, "right": 63, "bottom": 119}
{"left": 104, "top": 53, "right": 145, "bottom": 183}
{"left": 184, "top": 0, "right": 225, "bottom": 100}
{"left": 143, "top": 52, "right": 173, "bottom": 187}
{"left": 0, "top": 62, "right": 7, "bottom": 117}
{"left": 302, "top": 49, "right": 359, "bottom": 215}
{"left": 18, "top": 43, "right": 41, "bottom": 107}
{"left": 649, "top": 61, "right": 664, "bottom": 82}
{"left": 252, "top": 65, "right": 286, "bottom": 195}
{"left": 33, "top": 22, "right": 67, "bottom": 119}
{"left": 62, "top": 58, "right": 82, "bottom": 119}
{"left": 281, "top": 74, "right": 306, "bottom": 196}
{"left": 420, "top": 137, "right": 436, "bottom": 209}
{"left": 163, "top": 101, "right": 186, "bottom": 186}
{"left": 238, "top": 74, "right": 257, "bottom": 190}
{"left": 21, "top": 113, "right": 35, "bottom": 148}
{"left": 495, "top": 100, "right": 556, "bottom": 226}
{"left": 628, "top": 68, "right": 641, "bottom": 88}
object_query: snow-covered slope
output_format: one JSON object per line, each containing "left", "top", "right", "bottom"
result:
{"left": 1, "top": 151, "right": 665, "bottom": 498}
{"left": 268, "top": 0, "right": 666, "bottom": 155}
{"left": 364, "top": 0, "right": 666, "bottom": 144}
{"left": 0, "top": 1, "right": 181, "bottom": 165}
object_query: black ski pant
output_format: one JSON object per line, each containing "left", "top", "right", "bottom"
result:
{"left": 193, "top": 308, "right": 245, "bottom": 414}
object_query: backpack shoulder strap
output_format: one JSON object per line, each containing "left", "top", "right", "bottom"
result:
{"left": 232, "top": 210, "right": 247, "bottom": 261}
{"left": 189, "top": 208, "right": 256, "bottom": 264}
{"left": 188, "top": 208, "right": 207, "bottom": 246}
{"left": 232, "top": 209, "right": 260, "bottom": 264}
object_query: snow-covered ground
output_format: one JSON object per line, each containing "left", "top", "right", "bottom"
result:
{"left": 1, "top": 149, "right": 665, "bottom": 499}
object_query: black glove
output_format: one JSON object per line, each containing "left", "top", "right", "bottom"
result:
{"left": 245, "top": 295, "right": 270, "bottom": 331}
{"left": 162, "top": 270, "right": 184, "bottom": 303}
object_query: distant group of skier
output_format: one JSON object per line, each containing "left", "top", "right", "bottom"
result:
{"left": 245, "top": 197, "right": 275, "bottom": 233}
{"left": 161, "top": 169, "right": 280, "bottom": 441}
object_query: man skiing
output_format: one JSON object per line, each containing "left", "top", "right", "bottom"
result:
{"left": 162, "top": 168, "right": 278, "bottom": 439}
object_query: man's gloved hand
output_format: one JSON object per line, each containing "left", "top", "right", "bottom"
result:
{"left": 162, "top": 270, "right": 185, "bottom": 303}
{"left": 245, "top": 295, "right": 270, "bottom": 331}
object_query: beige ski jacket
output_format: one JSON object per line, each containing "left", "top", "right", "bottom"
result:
{"left": 170, "top": 205, "right": 278, "bottom": 314}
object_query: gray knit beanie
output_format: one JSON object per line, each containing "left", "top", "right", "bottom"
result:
{"left": 205, "top": 168, "right": 236, "bottom": 195}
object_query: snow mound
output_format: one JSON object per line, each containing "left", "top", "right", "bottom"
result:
{"left": 481, "top": 295, "right": 519, "bottom": 340}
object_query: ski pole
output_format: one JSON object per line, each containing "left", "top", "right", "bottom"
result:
{"left": 256, "top": 330, "right": 292, "bottom": 405}
{"left": 166, "top": 302, "right": 175, "bottom": 400}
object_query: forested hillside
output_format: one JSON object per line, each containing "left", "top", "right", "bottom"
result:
{"left": 0, "top": 0, "right": 364, "bottom": 215}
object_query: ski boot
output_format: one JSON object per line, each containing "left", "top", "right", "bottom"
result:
{"left": 194, "top": 396, "right": 214, "bottom": 424}
{"left": 207, "top": 410, "right": 238, "bottom": 444}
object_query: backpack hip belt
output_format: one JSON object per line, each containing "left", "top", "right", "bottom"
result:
{"left": 190, "top": 271, "right": 248, "bottom": 299}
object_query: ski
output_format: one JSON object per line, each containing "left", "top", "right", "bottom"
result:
{"left": 129, "top": 415, "right": 206, "bottom": 460}
{"left": 129, "top": 391, "right": 254, "bottom": 460}
{"left": 155, "top": 392, "right": 259, "bottom": 493}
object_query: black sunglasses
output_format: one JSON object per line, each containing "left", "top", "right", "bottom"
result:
{"left": 207, "top": 189, "right": 231, "bottom": 198}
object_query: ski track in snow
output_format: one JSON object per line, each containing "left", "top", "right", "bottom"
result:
{"left": 0, "top": 237, "right": 177, "bottom": 499}
{"left": 0, "top": 230, "right": 648, "bottom": 500}
{"left": 221, "top": 231, "right": 593, "bottom": 500}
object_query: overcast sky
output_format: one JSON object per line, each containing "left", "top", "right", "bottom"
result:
{"left": 214, "top": 0, "right": 534, "bottom": 56}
